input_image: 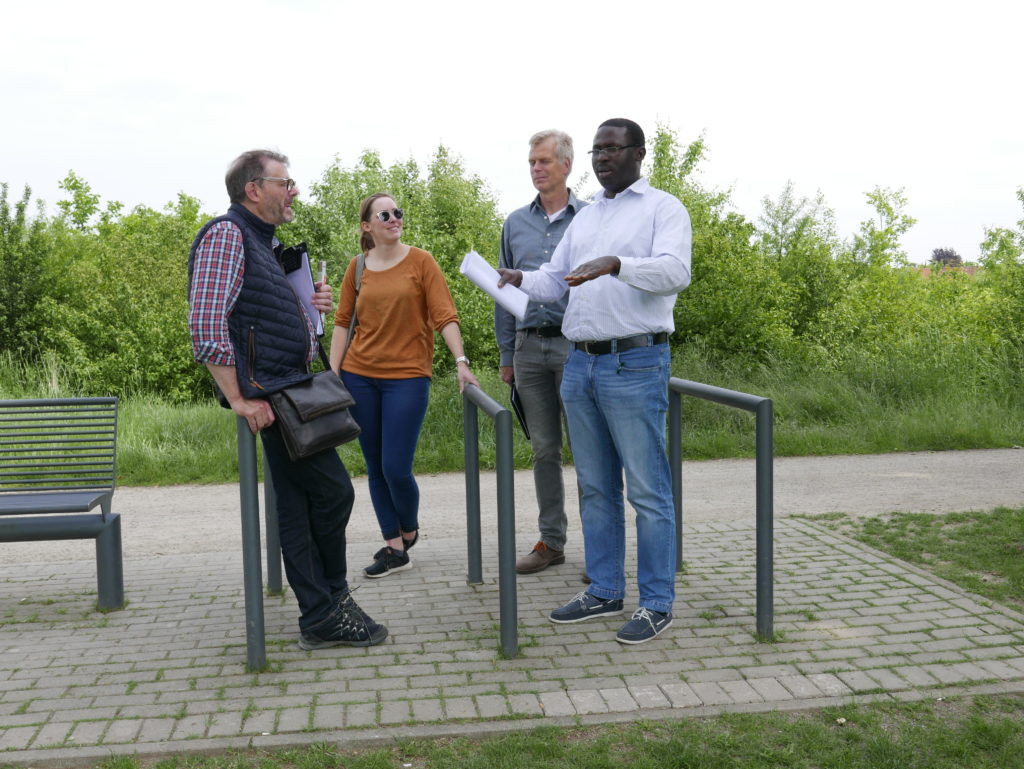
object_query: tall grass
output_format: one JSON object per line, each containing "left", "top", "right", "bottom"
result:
{"left": 2, "top": 337, "right": 1021, "bottom": 486}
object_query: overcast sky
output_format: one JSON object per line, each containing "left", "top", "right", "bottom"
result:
{"left": 3, "top": 0, "right": 1021, "bottom": 263}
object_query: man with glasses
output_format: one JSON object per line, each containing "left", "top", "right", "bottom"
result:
{"left": 495, "top": 129, "right": 586, "bottom": 576}
{"left": 498, "top": 119, "right": 691, "bottom": 644}
{"left": 188, "top": 149, "right": 388, "bottom": 650}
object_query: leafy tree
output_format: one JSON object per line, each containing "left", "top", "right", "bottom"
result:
{"left": 930, "top": 247, "right": 963, "bottom": 267}
{"left": 0, "top": 183, "right": 49, "bottom": 355}
{"left": 648, "top": 126, "right": 794, "bottom": 358}
{"left": 851, "top": 186, "right": 917, "bottom": 266}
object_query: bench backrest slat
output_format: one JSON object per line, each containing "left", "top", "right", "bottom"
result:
{"left": 0, "top": 398, "right": 119, "bottom": 496}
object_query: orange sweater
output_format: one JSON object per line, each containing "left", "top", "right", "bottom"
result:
{"left": 334, "top": 247, "right": 459, "bottom": 379}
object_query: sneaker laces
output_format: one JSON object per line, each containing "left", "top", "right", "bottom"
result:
{"left": 631, "top": 607, "right": 658, "bottom": 627}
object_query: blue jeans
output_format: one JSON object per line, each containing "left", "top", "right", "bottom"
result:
{"left": 560, "top": 343, "right": 676, "bottom": 614}
{"left": 260, "top": 424, "right": 354, "bottom": 633}
{"left": 341, "top": 372, "right": 430, "bottom": 540}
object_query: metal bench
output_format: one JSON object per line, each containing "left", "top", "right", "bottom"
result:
{"left": 0, "top": 397, "right": 124, "bottom": 610}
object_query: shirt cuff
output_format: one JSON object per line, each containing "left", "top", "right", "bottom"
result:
{"left": 616, "top": 256, "right": 639, "bottom": 284}
{"left": 499, "top": 350, "right": 514, "bottom": 367}
{"left": 193, "top": 341, "right": 235, "bottom": 367}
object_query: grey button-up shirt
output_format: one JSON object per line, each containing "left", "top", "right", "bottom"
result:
{"left": 494, "top": 189, "right": 587, "bottom": 367}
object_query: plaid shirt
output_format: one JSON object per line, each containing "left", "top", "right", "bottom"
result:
{"left": 188, "top": 220, "right": 316, "bottom": 367}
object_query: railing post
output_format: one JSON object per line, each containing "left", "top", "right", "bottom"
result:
{"left": 236, "top": 417, "right": 266, "bottom": 671}
{"left": 668, "top": 388, "right": 683, "bottom": 572}
{"left": 463, "top": 394, "right": 483, "bottom": 586}
{"left": 755, "top": 399, "right": 774, "bottom": 639}
{"left": 262, "top": 446, "right": 283, "bottom": 596}
{"left": 494, "top": 408, "right": 517, "bottom": 658}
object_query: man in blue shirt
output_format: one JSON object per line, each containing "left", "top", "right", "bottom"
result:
{"left": 498, "top": 119, "right": 692, "bottom": 644}
{"left": 495, "top": 130, "right": 587, "bottom": 575}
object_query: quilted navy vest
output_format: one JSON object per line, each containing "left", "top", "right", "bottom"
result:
{"left": 188, "top": 203, "right": 312, "bottom": 399}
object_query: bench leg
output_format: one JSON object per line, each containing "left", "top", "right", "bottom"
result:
{"left": 95, "top": 514, "right": 125, "bottom": 610}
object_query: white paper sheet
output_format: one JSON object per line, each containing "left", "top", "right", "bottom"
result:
{"left": 285, "top": 251, "right": 324, "bottom": 336}
{"left": 459, "top": 250, "right": 529, "bottom": 321}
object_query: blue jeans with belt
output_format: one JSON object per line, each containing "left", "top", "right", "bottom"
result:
{"left": 560, "top": 342, "right": 676, "bottom": 614}
{"left": 341, "top": 372, "right": 431, "bottom": 540}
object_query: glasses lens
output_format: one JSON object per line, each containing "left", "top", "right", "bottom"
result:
{"left": 376, "top": 211, "right": 391, "bottom": 222}
{"left": 393, "top": 208, "right": 404, "bottom": 220}
{"left": 286, "top": 179, "right": 296, "bottom": 191}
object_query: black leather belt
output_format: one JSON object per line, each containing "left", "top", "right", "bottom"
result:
{"left": 574, "top": 332, "right": 668, "bottom": 355}
{"left": 523, "top": 326, "right": 563, "bottom": 338}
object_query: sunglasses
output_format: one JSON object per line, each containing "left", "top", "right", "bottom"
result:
{"left": 374, "top": 208, "right": 404, "bottom": 223}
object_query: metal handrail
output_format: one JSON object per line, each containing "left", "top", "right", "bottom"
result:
{"left": 462, "top": 383, "right": 518, "bottom": 657}
{"left": 668, "top": 377, "right": 774, "bottom": 639}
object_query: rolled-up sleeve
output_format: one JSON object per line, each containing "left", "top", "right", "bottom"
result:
{"left": 188, "top": 222, "right": 244, "bottom": 365}
{"left": 616, "top": 196, "right": 692, "bottom": 295}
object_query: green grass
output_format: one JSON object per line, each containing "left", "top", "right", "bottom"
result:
{"left": 2, "top": 339, "right": 1022, "bottom": 486}
{"left": 818, "top": 506, "right": 1024, "bottom": 609}
{"left": 67, "top": 696, "right": 1024, "bottom": 769}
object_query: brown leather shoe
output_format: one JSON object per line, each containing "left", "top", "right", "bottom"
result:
{"left": 515, "top": 541, "right": 566, "bottom": 574}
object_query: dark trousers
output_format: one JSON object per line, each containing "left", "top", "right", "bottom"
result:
{"left": 260, "top": 424, "right": 354, "bottom": 632}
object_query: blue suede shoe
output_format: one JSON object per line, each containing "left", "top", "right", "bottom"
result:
{"left": 549, "top": 591, "right": 624, "bottom": 624}
{"left": 615, "top": 608, "right": 673, "bottom": 644}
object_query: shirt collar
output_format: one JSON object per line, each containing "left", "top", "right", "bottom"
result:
{"left": 529, "top": 188, "right": 583, "bottom": 216}
{"left": 596, "top": 176, "right": 650, "bottom": 204}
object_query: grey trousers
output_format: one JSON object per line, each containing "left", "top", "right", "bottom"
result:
{"left": 513, "top": 331, "right": 572, "bottom": 551}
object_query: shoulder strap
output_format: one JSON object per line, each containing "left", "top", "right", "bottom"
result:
{"left": 338, "top": 253, "right": 366, "bottom": 366}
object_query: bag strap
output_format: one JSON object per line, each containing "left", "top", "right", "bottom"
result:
{"left": 336, "top": 253, "right": 365, "bottom": 367}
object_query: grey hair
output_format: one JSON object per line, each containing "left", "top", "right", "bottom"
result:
{"left": 225, "top": 149, "right": 289, "bottom": 204}
{"left": 529, "top": 129, "right": 574, "bottom": 165}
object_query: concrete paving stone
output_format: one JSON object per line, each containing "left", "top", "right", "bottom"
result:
{"left": 531, "top": 667, "right": 589, "bottom": 681}
{"left": 689, "top": 681, "right": 733, "bottom": 706}
{"left": 30, "top": 720, "right": 73, "bottom": 748}
{"left": 475, "top": 694, "right": 509, "bottom": 718}
{"left": 0, "top": 712, "right": 47, "bottom": 728}
{"left": 170, "top": 714, "right": 209, "bottom": 741}
{"left": 628, "top": 684, "right": 672, "bottom": 709}
{"left": 682, "top": 668, "right": 744, "bottom": 684}
{"left": 893, "top": 666, "right": 940, "bottom": 686}
{"left": 718, "top": 679, "right": 764, "bottom": 704}
{"left": 469, "top": 671, "right": 528, "bottom": 684}
{"left": 99, "top": 716, "right": 143, "bottom": 744}
{"left": 875, "top": 643, "right": 923, "bottom": 655}
{"left": 67, "top": 720, "right": 107, "bottom": 746}
{"left": 738, "top": 664, "right": 800, "bottom": 679}
{"left": 884, "top": 621, "right": 937, "bottom": 633}
{"left": 311, "top": 704, "right": 344, "bottom": 730}
{"left": 755, "top": 651, "right": 816, "bottom": 664}
{"left": 567, "top": 689, "right": 607, "bottom": 714}
{"left": 641, "top": 659, "right": 705, "bottom": 675}
{"left": 313, "top": 689, "right": 378, "bottom": 706}
{"left": 950, "top": 662, "right": 999, "bottom": 682}
{"left": 134, "top": 679, "right": 195, "bottom": 694}
{"left": 0, "top": 726, "right": 38, "bottom": 750}
{"left": 506, "top": 693, "right": 542, "bottom": 716}
{"left": 975, "top": 635, "right": 1024, "bottom": 647}
{"left": 342, "top": 702, "right": 376, "bottom": 728}
{"left": 342, "top": 677, "right": 409, "bottom": 693}
{"left": 863, "top": 668, "right": 912, "bottom": 691}
{"left": 408, "top": 673, "right": 468, "bottom": 688}
{"left": 922, "top": 664, "right": 975, "bottom": 684}
{"left": 274, "top": 707, "right": 310, "bottom": 733}
{"left": 379, "top": 686, "right": 440, "bottom": 702}
{"left": 777, "top": 675, "right": 825, "bottom": 698}
{"left": 660, "top": 682, "right": 701, "bottom": 708}
{"left": 598, "top": 688, "right": 639, "bottom": 713}
{"left": 919, "top": 638, "right": 979, "bottom": 653}
{"left": 1, "top": 686, "right": 67, "bottom": 702}
{"left": 581, "top": 663, "right": 648, "bottom": 679}
{"left": 975, "top": 659, "right": 1024, "bottom": 679}
{"left": 436, "top": 661, "right": 494, "bottom": 674}
{"left": 136, "top": 717, "right": 176, "bottom": 742}
{"left": 906, "top": 651, "right": 968, "bottom": 664}
{"left": 242, "top": 709, "right": 277, "bottom": 735}
{"left": 813, "top": 647, "right": 865, "bottom": 661}
{"left": 443, "top": 697, "right": 478, "bottom": 719}
{"left": 185, "top": 699, "right": 237, "bottom": 716}
{"left": 410, "top": 699, "right": 444, "bottom": 723}
{"left": 503, "top": 680, "right": 567, "bottom": 695}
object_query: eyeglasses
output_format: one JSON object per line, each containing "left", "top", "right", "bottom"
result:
{"left": 375, "top": 208, "right": 404, "bottom": 223}
{"left": 587, "top": 144, "right": 642, "bottom": 158}
{"left": 254, "top": 176, "right": 297, "bottom": 191}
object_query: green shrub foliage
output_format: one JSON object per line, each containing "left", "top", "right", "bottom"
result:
{"left": 1, "top": 135, "right": 1021, "bottom": 403}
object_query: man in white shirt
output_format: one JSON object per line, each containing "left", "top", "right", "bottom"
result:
{"left": 498, "top": 118, "right": 692, "bottom": 644}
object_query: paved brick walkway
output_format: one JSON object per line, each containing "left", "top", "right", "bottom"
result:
{"left": 2, "top": 517, "right": 1023, "bottom": 764}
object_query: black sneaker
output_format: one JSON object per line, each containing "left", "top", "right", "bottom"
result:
{"left": 364, "top": 546, "right": 412, "bottom": 578}
{"left": 549, "top": 591, "right": 624, "bottom": 623}
{"left": 298, "top": 597, "right": 388, "bottom": 649}
{"left": 615, "top": 608, "right": 673, "bottom": 644}
{"left": 334, "top": 587, "right": 371, "bottom": 624}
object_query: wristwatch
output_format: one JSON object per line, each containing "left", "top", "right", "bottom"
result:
{"left": 455, "top": 355, "right": 470, "bottom": 366}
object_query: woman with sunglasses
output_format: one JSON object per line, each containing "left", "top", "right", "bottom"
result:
{"left": 330, "top": 192, "right": 478, "bottom": 578}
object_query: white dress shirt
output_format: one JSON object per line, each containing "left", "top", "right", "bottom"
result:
{"left": 519, "top": 178, "right": 692, "bottom": 342}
